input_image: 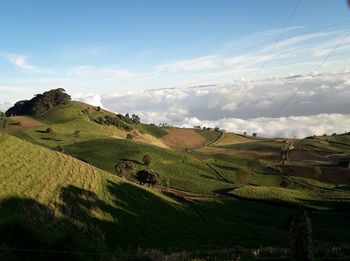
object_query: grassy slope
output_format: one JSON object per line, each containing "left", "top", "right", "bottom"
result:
{"left": 137, "top": 123, "right": 168, "bottom": 138}
{"left": 1, "top": 135, "right": 349, "bottom": 258}
{"left": 9, "top": 102, "right": 350, "bottom": 205}
{"left": 195, "top": 129, "right": 222, "bottom": 144}
{"left": 64, "top": 138, "right": 232, "bottom": 194}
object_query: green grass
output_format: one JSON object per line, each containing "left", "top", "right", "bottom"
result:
{"left": 11, "top": 117, "right": 112, "bottom": 149}
{"left": 196, "top": 129, "right": 222, "bottom": 143}
{"left": 138, "top": 123, "right": 168, "bottom": 138}
{"left": 231, "top": 185, "right": 350, "bottom": 211}
{"left": 218, "top": 139, "right": 282, "bottom": 151}
{"left": 64, "top": 138, "right": 233, "bottom": 194}
{"left": 35, "top": 101, "right": 114, "bottom": 124}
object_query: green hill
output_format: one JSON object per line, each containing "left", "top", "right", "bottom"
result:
{"left": 1, "top": 135, "right": 350, "bottom": 260}
{"left": 2, "top": 95, "right": 350, "bottom": 259}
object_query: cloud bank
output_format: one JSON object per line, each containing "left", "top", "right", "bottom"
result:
{"left": 175, "top": 114, "right": 350, "bottom": 138}
{"left": 75, "top": 69, "right": 350, "bottom": 138}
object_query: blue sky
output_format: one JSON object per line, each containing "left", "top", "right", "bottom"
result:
{"left": 0, "top": 0, "right": 350, "bottom": 116}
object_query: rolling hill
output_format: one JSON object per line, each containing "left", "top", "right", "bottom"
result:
{"left": 2, "top": 96, "right": 350, "bottom": 259}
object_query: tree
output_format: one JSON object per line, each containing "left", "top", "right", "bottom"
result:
{"left": 115, "top": 161, "right": 133, "bottom": 177}
{"left": 131, "top": 114, "right": 141, "bottom": 124}
{"left": 0, "top": 111, "right": 8, "bottom": 134}
{"left": 142, "top": 154, "right": 151, "bottom": 167}
{"left": 134, "top": 169, "right": 159, "bottom": 187}
{"left": 73, "top": 130, "right": 80, "bottom": 138}
{"left": 290, "top": 208, "right": 313, "bottom": 261}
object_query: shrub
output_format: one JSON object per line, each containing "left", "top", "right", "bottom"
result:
{"left": 0, "top": 111, "right": 8, "bottom": 132}
{"left": 142, "top": 154, "right": 151, "bottom": 167}
{"left": 94, "top": 115, "right": 133, "bottom": 132}
{"left": 46, "top": 127, "right": 54, "bottom": 134}
{"left": 126, "top": 133, "right": 133, "bottom": 140}
{"left": 134, "top": 169, "right": 159, "bottom": 187}
{"left": 114, "top": 161, "right": 134, "bottom": 177}
{"left": 73, "top": 130, "right": 80, "bottom": 138}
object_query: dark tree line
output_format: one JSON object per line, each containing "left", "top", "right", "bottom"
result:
{"left": 119, "top": 113, "right": 141, "bottom": 124}
{"left": 95, "top": 115, "right": 133, "bottom": 132}
{"left": 6, "top": 88, "right": 71, "bottom": 116}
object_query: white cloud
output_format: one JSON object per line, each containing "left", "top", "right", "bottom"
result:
{"left": 175, "top": 114, "right": 350, "bottom": 138}
{"left": 79, "top": 69, "right": 350, "bottom": 138}
{"left": 73, "top": 93, "right": 104, "bottom": 108}
{"left": 1, "top": 53, "right": 42, "bottom": 73}
{"left": 156, "top": 55, "right": 220, "bottom": 72}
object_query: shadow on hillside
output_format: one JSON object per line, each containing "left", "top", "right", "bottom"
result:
{"left": 119, "top": 158, "right": 144, "bottom": 165}
{"left": 0, "top": 197, "right": 99, "bottom": 261}
{"left": 2, "top": 182, "right": 350, "bottom": 259}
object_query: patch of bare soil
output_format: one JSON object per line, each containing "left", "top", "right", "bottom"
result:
{"left": 280, "top": 165, "right": 350, "bottom": 185}
{"left": 4, "top": 116, "right": 44, "bottom": 133}
{"left": 161, "top": 128, "right": 207, "bottom": 149}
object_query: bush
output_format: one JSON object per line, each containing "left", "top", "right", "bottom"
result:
{"left": 0, "top": 111, "right": 8, "bottom": 131}
{"left": 126, "top": 133, "right": 133, "bottom": 140}
{"left": 114, "top": 161, "right": 134, "bottom": 177}
{"left": 46, "top": 127, "right": 54, "bottom": 134}
{"left": 134, "top": 169, "right": 159, "bottom": 187}
{"left": 142, "top": 154, "right": 151, "bottom": 167}
{"left": 94, "top": 115, "right": 133, "bottom": 132}
{"left": 73, "top": 130, "right": 80, "bottom": 138}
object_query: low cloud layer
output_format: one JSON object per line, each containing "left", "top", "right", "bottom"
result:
{"left": 74, "top": 69, "right": 350, "bottom": 138}
{"left": 175, "top": 114, "right": 350, "bottom": 138}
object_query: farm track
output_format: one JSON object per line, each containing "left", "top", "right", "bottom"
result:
{"left": 205, "top": 163, "right": 233, "bottom": 184}
{"left": 205, "top": 131, "right": 223, "bottom": 146}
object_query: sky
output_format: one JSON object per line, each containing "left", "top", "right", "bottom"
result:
{"left": 1, "top": 0, "right": 350, "bottom": 137}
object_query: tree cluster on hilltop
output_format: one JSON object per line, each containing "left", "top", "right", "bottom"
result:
{"left": 5, "top": 88, "right": 71, "bottom": 116}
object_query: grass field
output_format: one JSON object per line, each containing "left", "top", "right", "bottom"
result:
{"left": 195, "top": 129, "right": 222, "bottom": 144}
{"left": 3, "top": 101, "right": 350, "bottom": 259}
{"left": 64, "top": 137, "right": 232, "bottom": 194}
{"left": 213, "top": 132, "right": 254, "bottom": 146}
{"left": 1, "top": 135, "right": 350, "bottom": 260}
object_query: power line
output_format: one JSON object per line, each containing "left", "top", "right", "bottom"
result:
{"left": 227, "top": 19, "right": 350, "bottom": 55}
{"left": 201, "top": 19, "right": 350, "bottom": 87}
{"left": 253, "top": 0, "right": 302, "bottom": 81}
{"left": 236, "top": 0, "right": 302, "bottom": 104}
{"left": 271, "top": 31, "right": 350, "bottom": 118}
